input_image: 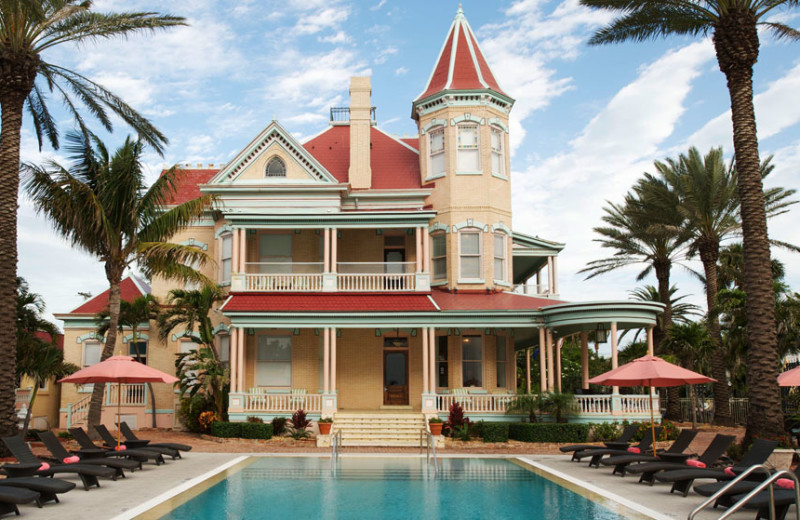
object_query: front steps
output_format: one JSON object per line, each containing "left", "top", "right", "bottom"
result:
{"left": 333, "top": 412, "right": 426, "bottom": 447}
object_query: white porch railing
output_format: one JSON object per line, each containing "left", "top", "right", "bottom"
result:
{"left": 106, "top": 383, "right": 147, "bottom": 406}
{"left": 244, "top": 273, "right": 324, "bottom": 291}
{"left": 573, "top": 394, "right": 612, "bottom": 414}
{"left": 15, "top": 388, "right": 32, "bottom": 408}
{"left": 337, "top": 273, "right": 416, "bottom": 292}
{"left": 434, "top": 393, "right": 658, "bottom": 416}
{"left": 244, "top": 392, "right": 322, "bottom": 413}
{"left": 236, "top": 261, "right": 423, "bottom": 292}
{"left": 337, "top": 262, "right": 415, "bottom": 274}
{"left": 512, "top": 284, "right": 556, "bottom": 298}
{"left": 436, "top": 393, "right": 515, "bottom": 413}
{"left": 66, "top": 395, "right": 92, "bottom": 428}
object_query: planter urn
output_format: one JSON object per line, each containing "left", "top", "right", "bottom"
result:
{"left": 429, "top": 423, "right": 443, "bottom": 436}
{"left": 318, "top": 422, "right": 332, "bottom": 435}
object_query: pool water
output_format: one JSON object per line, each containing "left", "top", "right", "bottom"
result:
{"left": 158, "top": 457, "right": 633, "bottom": 520}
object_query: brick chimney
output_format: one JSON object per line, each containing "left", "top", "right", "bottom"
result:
{"left": 348, "top": 76, "right": 372, "bottom": 189}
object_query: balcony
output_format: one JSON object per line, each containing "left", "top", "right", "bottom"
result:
{"left": 232, "top": 262, "right": 430, "bottom": 293}
{"left": 512, "top": 283, "right": 558, "bottom": 298}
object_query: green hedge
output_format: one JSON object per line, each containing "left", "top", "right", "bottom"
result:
{"left": 210, "top": 421, "right": 241, "bottom": 438}
{"left": 240, "top": 422, "right": 273, "bottom": 440}
{"left": 481, "top": 423, "right": 509, "bottom": 443}
{"left": 508, "top": 423, "right": 589, "bottom": 443}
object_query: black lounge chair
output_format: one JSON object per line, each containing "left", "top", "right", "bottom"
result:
{"left": 1, "top": 436, "right": 117, "bottom": 490}
{"left": 36, "top": 431, "right": 141, "bottom": 477}
{"left": 574, "top": 427, "right": 662, "bottom": 468}
{"left": 729, "top": 488, "right": 800, "bottom": 520}
{"left": 69, "top": 427, "right": 165, "bottom": 466}
{"left": 654, "top": 438, "right": 780, "bottom": 496}
{"left": 627, "top": 433, "right": 736, "bottom": 485}
{"left": 601, "top": 429, "right": 698, "bottom": 476}
{"left": 0, "top": 477, "right": 76, "bottom": 507}
{"left": 95, "top": 425, "right": 179, "bottom": 460}
{"left": 560, "top": 423, "right": 641, "bottom": 461}
{"left": 120, "top": 422, "right": 191, "bottom": 455}
{"left": 0, "top": 486, "right": 39, "bottom": 517}
{"left": 693, "top": 465, "right": 798, "bottom": 509}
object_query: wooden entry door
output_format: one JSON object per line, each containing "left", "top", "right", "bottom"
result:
{"left": 383, "top": 349, "right": 409, "bottom": 405}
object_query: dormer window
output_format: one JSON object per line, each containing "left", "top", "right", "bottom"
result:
{"left": 491, "top": 127, "right": 504, "bottom": 177}
{"left": 266, "top": 157, "right": 286, "bottom": 177}
{"left": 457, "top": 124, "right": 480, "bottom": 172}
{"left": 429, "top": 127, "right": 445, "bottom": 177}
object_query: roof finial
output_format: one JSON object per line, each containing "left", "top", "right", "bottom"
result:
{"left": 456, "top": 3, "right": 464, "bottom": 18}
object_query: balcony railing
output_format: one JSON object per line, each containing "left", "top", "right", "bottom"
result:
{"left": 243, "top": 392, "right": 322, "bottom": 413}
{"left": 234, "top": 261, "right": 428, "bottom": 292}
{"left": 105, "top": 383, "right": 147, "bottom": 406}
{"left": 15, "top": 388, "right": 31, "bottom": 409}
{"left": 435, "top": 393, "right": 658, "bottom": 417}
{"left": 512, "top": 284, "right": 557, "bottom": 298}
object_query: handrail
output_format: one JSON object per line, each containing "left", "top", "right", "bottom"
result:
{"left": 330, "top": 429, "right": 342, "bottom": 475}
{"left": 688, "top": 464, "right": 773, "bottom": 519}
{"left": 689, "top": 467, "right": 800, "bottom": 520}
{"left": 420, "top": 428, "right": 439, "bottom": 473}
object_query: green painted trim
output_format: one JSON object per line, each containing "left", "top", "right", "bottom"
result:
{"left": 494, "top": 280, "right": 512, "bottom": 287}
{"left": 213, "top": 323, "right": 230, "bottom": 335}
{"left": 487, "top": 118, "right": 509, "bottom": 132}
{"left": 424, "top": 172, "right": 446, "bottom": 182}
{"left": 455, "top": 170, "right": 483, "bottom": 176}
{"left": 224, "top": 212, "right": 437, "bottom": 229}
{"left": 451, "top": 114, "right": 485, "bottom": 126}
{"left": 512, "top": 231, "right": 565, "bottom": 251}
{"left": 457, "top": 278, "right": 485, "bottom": 284}
{"left": 144, "top": 409, "right": 175, "bottom": 414}
{"left": 76, "top": 332, "right": 104, "bottom": 344}
{"left": 122, "top": 333, "right": 149, "bottom": 343}
{"left": 421, "top": 119, "right": 447, "bottom": 134}
{"left": 171, "top": 330, "right": 202, "bottom": 342}
{"left": 491, "top": 222, "right": 512, "bottom": 235}
{"left": 453, "top": 219, "right": 487, "bottom": 232}
{"left": 491, "top": 172, "right": 509, "bottom": 180}
{"left": 413, "top": 89, "right": 515, "bottom": 117}
{"left": 179, "top": 238, "right": 208, "bottom": 251}
{"left": 215, "top": 225, "right": 234, "bottom": 239}
{"left": 57, "top": 318, "right": 103, "bottom": 328}
{"left": 429, "top": 222, "right": 449, "bottom": 234}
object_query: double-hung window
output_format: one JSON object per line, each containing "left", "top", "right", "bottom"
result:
{"left": 493, "top": 233, "right": 507, "bottom": 282}
{"left": 459, "top": 231, "right": 482, "bottom": 280}
{"left": 259, "top": 234, "right": 292, "bottom": 274}
{"left": 129, "top": 341, "right": 147, "bottom": 365}
{"left": 436, "top": 336, "right": 448, "bottom": 388}
{"left": 81, "top": 341, "right": 102, "bottom": 391}
{"left": 217, "top": 334, "right": 230, "bottom": 364}
{"left": 496, "top": 336, "right": 507, "bottom": 388}
{"left": 461, "top": 336, "right": 483, "bottom": 387}
{"left": 256, "top": 336, "right": 291, "bottom": 387}
{"left": 432, "top": 233, "right": 447, "bottom": 282}
{"left": 220, "top": 233, "right": 232, "bottom": 283}
{"left": 491, "top": 127, "right": 504, "bottom": 176}
{"left": 429, "top": 127, "right": 445, "bottom": 177}
{"left": 457, "top": 124, "right": 480, "bottom": 172}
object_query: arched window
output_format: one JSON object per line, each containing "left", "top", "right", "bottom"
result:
{"left": 490, "top": 126, "right": 505, "bottom": 177}
{"left": 493, "top": 232, "right": 507, "bottom": 282}
{"left": 428, "top": 127, "right": 445, "bottom": 177}
{"left": 266, "top": 157, "right": 286, "bottom": 177}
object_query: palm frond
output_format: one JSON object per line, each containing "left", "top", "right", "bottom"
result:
{"left": 25, "top": 83, "right": 59, "bottom": 150}
{"left": 759, "top": 21, "right": 800, "bottom": 40}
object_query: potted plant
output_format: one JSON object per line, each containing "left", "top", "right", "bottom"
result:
{"left": 428, "top": 417, "right": 444, "bottom": 436}
{"left": 318, "top": 417, "right": 333, "bottom": 435}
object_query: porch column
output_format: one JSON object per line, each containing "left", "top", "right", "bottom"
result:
{"left": 552, "top": 256, "right": 558, "bottom": 294}
{"left": 546, "top": 329, "right": 554, "bottom": 392}
{"left": 323, "top": 327, "right": 330, "bottom": 393}
{"left": 422, "top": 227, "right": 430, "bottom": 273}
{"left": 610, "top": 321, "right": 619, "bottom": 395}
{"left": 415, "top": 227, "right": 423, "bottom": 272}
{"left": 330, "top": 328, "right": 337, "bottom": 392}
{"left": 426, "top": 328, "right": 434, "bottom": 392}
{"left": 239, "top": 228, "right": 247, "bottom": 273}
{"left": 580, "top": 332, "right": 589, "bottom": 390}
{"left": 230, "top": 327, "right": 239, "bottom": 393}
{"left": 556, "top": 338, "right": 563, "bottom": 392}
{"left": 422, "top": 326, "right": 429, "bottom": 394}
{"left": 331, "top": 229, "right": 338, "bottom": 273}
{"left": 547, "top": 257, "right": 554, "bottom": 294}
{"left": 232, "top": 229, "right": 240, "bottom": 274}
{"left": 525, "top": 348, "right": 531, "bottom": 394}
{"left": 538, "top": 327, "right": 546, "bottom": 393}
{"left": 535, "top": 270, "right": 541, "bottom": 294}
{"left": 647, "top": 327, "right": 654, "bottom": 356}
{"left": 323, "top": 229, "right": 331, "bottom": 272}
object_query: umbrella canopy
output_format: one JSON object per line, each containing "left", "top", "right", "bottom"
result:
{"left": 588, "top": 355, "right": 715, "bottom": 387}
{"left": 778, "top": 365, "right": 800, "bottom": 387}
{"left": 59, "top": 355, "right": 178, "bottom": 385}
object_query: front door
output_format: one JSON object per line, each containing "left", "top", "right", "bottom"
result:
{"left": 383, "top": 339, "right": 409, "bottom": 405}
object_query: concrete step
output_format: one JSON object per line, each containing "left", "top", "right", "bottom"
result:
{"left": 331, "top": 412, "right": 427, "bottom": 447}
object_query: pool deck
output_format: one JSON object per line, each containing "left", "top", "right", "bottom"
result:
{"left": 4, "top": 452, "right": 779, "bottom": 520}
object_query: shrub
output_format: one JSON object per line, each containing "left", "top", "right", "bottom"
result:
{"left": 447, "top": 402, "right": 470, "bottom": 436}
{"left": 272, "top": 417, "right": 287, "bottom": 435}
{"left": 481, "top": 423, "right": 509, "bottom": 443}
{"left": 240, "top": 422, "right": 273, "bottom": 440}
{"left": 178, "top": 395, "right": 216, "bottom": 433}
{"left": 198, "top": 411, "right": 218, "bottom": 433}
{"left": 629, "top": 421, "right": 679, "bottom": 442}
{"left": 246, "top": 416, "right": 263, "bottom": 423}
{"left": 428, "top": 417, "right": 443, "bottom": 424}
{"left": 210, "top": 421, "right": 241, "bottom": 438}
{"left": 291, "top": 409, "right": 310, "bottom": 429}
{"left": 508, "top": 423, "right": 589, "bottom": 443}
{"left": 453, "top": 424, "right": 471, "bottom": 441}
{"left": 589, "top": 422, "right": 622, "bottom": 442}
{"left": 318, "top": 418, "right": 333, "bottom": 423}
{"left": 57, "top": 431, "right": 73, "bottom": 439}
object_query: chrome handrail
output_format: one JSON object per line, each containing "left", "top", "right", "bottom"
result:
{"left": 330, "top": 429, "right": 342, "bottom": 475}
{"left": 420, "top": 428, "right": 440, "bottom": 473}
{"left": 688, "top": 464, "right": 773, "bottom": 519}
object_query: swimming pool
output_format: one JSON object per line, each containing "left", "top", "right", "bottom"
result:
{"left": 143, "top": 457, "right": 649, "bottom": 520}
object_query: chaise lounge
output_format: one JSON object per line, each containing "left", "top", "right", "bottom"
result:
{"left": 36, "top": 431, "right": 142, "bottom": 477}
{"left": 574, "top": 427, "right": 662, "bottom": 468}
{"left": 95, "top": 425, "right": 179, "bottom": 460}
{"left": 626, "top": 433, "right": 736, "bottom": 485}
{"left": 601, "top": 429, "right": 698, "bottom": 476}
{"left": 120, "top": 422, "right": 192, "bottom": 456}
{"left": 0, "top": 486, "right": 40, "bottom": 517}
{"left": 560, "top": 423, "right": 641, "bottom": 461}
{"left": 69, "top": 427, "right": 165, "bottom": 466}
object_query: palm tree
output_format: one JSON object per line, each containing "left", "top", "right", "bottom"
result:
{"left": 96, "top": 294, "right": 160, "bottom": 427}
{"left": 0, "top": 0, "right": 184, "bottom": 448}
{"left": 157, "top": 286, "right": 228, "bottom": 361}
{"left": 580, "top": 0, "right": 800, "bottom": 444}
{"left": 662, "top": 322, "right": 714, "bottom": 428}
{"left": 23, "top": 132, "right": 213, "bottom": 430}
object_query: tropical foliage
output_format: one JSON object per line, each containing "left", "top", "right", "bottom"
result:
{"left": 157, "top": 286, "right": 227, "bottom": 361}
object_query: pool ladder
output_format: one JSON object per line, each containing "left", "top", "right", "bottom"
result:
{"left": 687, "top": 464, "right": 800, "bottom": 520}
{"left": 420, "top": 428, "right": 440, "bottom": 473}
{"left": 330, "top": 429, "right": 342, "bottom": 475}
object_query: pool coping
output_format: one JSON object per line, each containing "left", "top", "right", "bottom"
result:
{"left": 118, "top": 453, "right": 672, "bottom": 520}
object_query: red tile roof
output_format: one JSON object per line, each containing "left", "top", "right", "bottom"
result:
{"left": 34, "top": 331, "right": 64, "bottom": 349}
{"left": 222, "top": 293, "right": 437, "bottom": 312}
{"left": 67, "top": 277, "right": 149, "bottom": 315}
{"left": 400, "top": 137, "right": 419, "bottom": 150}
{"left": 431, "top": 290, "right": 565, "bottom": 311}
{"left": 161, "top": 169, "right": 217, "bottom": 205}
{"left": 416, "top": 8, "right": 507, "bottom": 101}
{"left": 303, "top": 126, "right": 421, "bottom": 189}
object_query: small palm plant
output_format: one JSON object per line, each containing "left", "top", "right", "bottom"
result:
{"left": 541, "top": 391, "right": 577, "bottom": 424}
{"left": 506, "top": 393, "right": 545, "bottom": 423}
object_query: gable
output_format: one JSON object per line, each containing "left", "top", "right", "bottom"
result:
{"left": 209, "top": 121, "right": 338, "bottom": 185}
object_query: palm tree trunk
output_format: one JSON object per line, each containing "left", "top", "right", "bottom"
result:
{"left": 714, "top": 10, "right": 783, "bottom": 441}
{"left": 700, "top": 245, "right": 733, "bottom": 426}
{"left": 87, "top": 267, "right": 124, "bottom": 429}
{"left": 655, "top": 262, "right": 680, "bottom": 421}
{"left": 0, "top": 93, "right": 26, "bottom": 455}
{"left": 20, "top": 383, "right": 39, "bottom": 440}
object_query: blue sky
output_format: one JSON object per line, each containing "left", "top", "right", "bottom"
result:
{"left": 17, "top": 0, "right": 800, "bottom": 330}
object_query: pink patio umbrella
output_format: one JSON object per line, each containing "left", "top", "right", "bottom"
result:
{"left": 59, "top": 355, "right": 178, "bottom": 449}
{"left": 588, "top": 355, "right": 715, "bottom": 457}
{"left": 778, "top": 365, "right": 800, "bottom": 387}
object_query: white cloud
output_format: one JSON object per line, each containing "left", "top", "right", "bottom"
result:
{"left": 394, "top": 67, "right": 408, "bottom": 76}
{"left": 294, "top": 7, "right": 350, "bottom": 35}
{"left": 284, "top": 112, "right": 328, "bottom": 126}
{"left": 318, "top": 31, "right": 351, "bottom": 44}
{"left": 371, "top": 0, "right": 388, "bottom": 11}
{"left": 374, "top": 46, "right": 398, "bottom": 65}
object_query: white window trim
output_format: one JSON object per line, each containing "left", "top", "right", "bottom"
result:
{"left": 266, "top": 156, "right": 287, "bottom": 177}
{"left": 217, "top": 333, "right": 230, "bottom": 364}
{"left": 79, "top": 341, "right": 103, "bottom": 393}
{"left": 458, "top": 229, "right": 483, "bottom": 283}
{"left": 220, "top": 233, "right": 233, "bottom": 285}
{"left": 456, "top": 123, "right": 481, "bottom": 175}
{"left": 431, "top": 233, "right": 447, "bottom": 282}
{"left": 493, "top": 232, "right": 508, "bottom": 284}
{"left": 490, "top": 126, "right": 507, "bottom": 180}
{"left": 427, "top": 126, "right": 446, "bottom": 181}
{"left": 461, "top": 335, "right": 484, "bottom": 388}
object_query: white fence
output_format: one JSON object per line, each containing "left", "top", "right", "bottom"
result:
{"left": 244, "top": 273, "right": 324, "bottom": 291}
{"left": 244, "top": 392, "right": 322, "bottom": 413}
{"left": 337, "top": 273, "right": 416, "bottom": 292}
{"left": 106, "top": 383, "right": 147, "bottom": 406}
{"left": 434, "top": 393, "right": 658, "bottom": 416}
{"left": 435, "top": 393, "right": 515, "bottom": 413}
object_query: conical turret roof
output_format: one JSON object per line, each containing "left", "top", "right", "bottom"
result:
{"left": 415, "top": 6, "right": 508, "bottom": 102}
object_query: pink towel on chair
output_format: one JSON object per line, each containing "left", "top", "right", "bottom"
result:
{"left": 37, "top": 463, "right": 50, "bottom": 472}
{"left": 685, "top": 459, "right": 706, "bottom": 468}
{"left": 724, "top": 467, "right": 735, "bottom": 477}
{"left": 776, "top": 479, "right": 795, "bottom": 490}
{"left": 114, "top": 445, "right": 126, "bottom": 451}
{"left": 63, "top": 455, "right": 81, "bottom": 464}
{"left": 627, "top": 447, "right": 641, "bottom": 453}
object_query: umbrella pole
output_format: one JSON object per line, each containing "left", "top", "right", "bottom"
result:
{"left": 650, "top": 383, "right": 657, "bottom": 458}
{"left": 117, "top": 383, "right": 121, "bottom": 449}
